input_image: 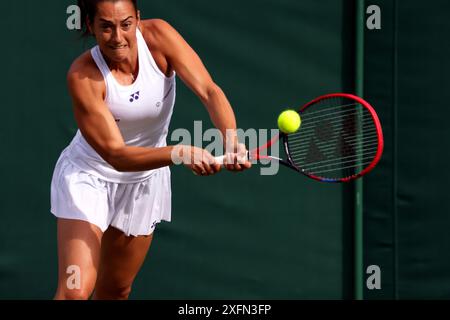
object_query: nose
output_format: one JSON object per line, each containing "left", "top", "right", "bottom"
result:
{"left": 111, "top": 26, "right": 124, "bottom": 44}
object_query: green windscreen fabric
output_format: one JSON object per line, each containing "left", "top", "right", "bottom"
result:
{"left": 1, "top": 0, "right": 354, "bottom": 299}
{"left": 363, "top": 0, "right": 450, "bottom": 299}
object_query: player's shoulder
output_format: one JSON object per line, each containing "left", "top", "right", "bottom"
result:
{"left": 67, "top": 50, "right": 103, "bottom": 92}
{"left": 140, "top": 18, "right": 174, "bottom": 35}
{"left": 140, "top": 19, "right": 177, "bottom": 45}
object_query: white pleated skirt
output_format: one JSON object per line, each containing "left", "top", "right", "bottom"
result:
{"left": 50, "top": 151, "right": 171, "bottom": 237}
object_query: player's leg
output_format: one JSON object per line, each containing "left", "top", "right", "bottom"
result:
{"left": 54, "top": 218, "right": 103, "bottom": 300}
{"left": 92, "top": 226, "right": 153, "bottom": 300}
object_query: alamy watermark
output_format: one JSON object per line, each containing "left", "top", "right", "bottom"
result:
{"left": 366, "top": 5, "right": 381, "bottom": 30}
{"left": 66, "top": 265, "right": 81, "bottom": 290}
{"left": 66, "top": 5, "right": 81, "bottom": 30}
{"left": 366, "top": 264, "right": 381, "bottom": 290}
{"left": 66, "top": 4, "right": 382, "bottom": 31}
{"left": 169, "top": 121, "right": 281, "bottom": 176}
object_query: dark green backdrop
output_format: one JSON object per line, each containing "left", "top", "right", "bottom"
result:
{"left": 363, "top": 0, "right": 450, "bottom": 299}
{"left": 1, "top": 0, "right": 448, "bottom": 299}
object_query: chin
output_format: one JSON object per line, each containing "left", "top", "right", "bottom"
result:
{"left": 100, "top": 43, "right": 128, "bottom": 59}
{"left": 107, "top": 50, "right": 129, "bottom": 62}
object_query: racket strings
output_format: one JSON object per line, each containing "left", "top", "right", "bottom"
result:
{"left": 290, "top": 119, "right": 376, "bottom": 149}
{"left": 289, "top": 136, "right": 378, "bottom": 168}
{"left": 294, "top": 109, "right": 369, "bottom": 131}
{"left": 290, "top": 138, "right": 379, "bottom": 157}
{"left": 298, "top": 105, "right": 361, "bottom": 126}
{"left": 289, "top": 112, "right": 374, "bottom": 149}
{"left": 287, "top": 97, "right": 380, "bottom": 180}
{"left": 312, "top": 160, "right": 375, "bottom": 175}
{"left": 291, "top": 119, "right": 375, "bottom": 143}
{"left": 299, "top": 150, "right": 377, "bottom": 170}
{"left": 299, "top": 102, "right": 359, "bottom": 117}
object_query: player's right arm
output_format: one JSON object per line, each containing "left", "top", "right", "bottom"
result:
{"left": 66, "top": 53, "right": 219, "bottom": 175}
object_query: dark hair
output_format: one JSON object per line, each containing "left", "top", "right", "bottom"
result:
{"left": 78, "top": 0, "right": 138, "bottom": 37}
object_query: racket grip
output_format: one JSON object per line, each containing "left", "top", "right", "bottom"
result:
{"left": 214, "top": 151, "right": 249, "bottom": 166}
{"left": 214, "top": 155, "right": 226, "bottom": 165}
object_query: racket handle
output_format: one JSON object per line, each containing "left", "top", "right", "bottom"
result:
{"left": 214, "top": 155, "right": 226, "bottom": 165}
{"left": 214, "top": 151, "right": 249, "bottom": 166}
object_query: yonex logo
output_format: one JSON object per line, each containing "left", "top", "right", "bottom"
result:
{"left": 129, "top": 91, "right": 140, "bottom": 103}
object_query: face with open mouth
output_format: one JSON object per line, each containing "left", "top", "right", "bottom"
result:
{"left": 89, "top": 0, "right": 140, "bottom": 63}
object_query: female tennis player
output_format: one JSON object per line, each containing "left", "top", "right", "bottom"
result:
{"left": 51, "top": 0, "right": 251, "bottom": 300}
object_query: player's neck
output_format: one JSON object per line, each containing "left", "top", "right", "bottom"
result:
{"left": 103, "top": 47, "right": 139, "bottom": 77}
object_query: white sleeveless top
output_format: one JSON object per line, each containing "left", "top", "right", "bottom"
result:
{"left": 66, "top": 28, "right": 176, "bottom": 183}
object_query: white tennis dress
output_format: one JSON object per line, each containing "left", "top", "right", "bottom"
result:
{"left": 50, "top": 29, "right": 176, "bottom": 236}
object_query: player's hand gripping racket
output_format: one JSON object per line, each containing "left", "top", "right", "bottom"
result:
{"left": 215, "top": 93, "right": 383, "bottom": 182}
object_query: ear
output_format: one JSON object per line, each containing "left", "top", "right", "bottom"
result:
{"left": 136, "top": 10, "right": 141, "bottom": 25}
{"left": 86, "top": 16, "right": 94, "bottom": 35}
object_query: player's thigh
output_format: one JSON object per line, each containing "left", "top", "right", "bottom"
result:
{"left": 95, "top": 227, "right": 153, "bottom": 292}
{"left": 55, "top": 218, "right": 103, "bottom": 299}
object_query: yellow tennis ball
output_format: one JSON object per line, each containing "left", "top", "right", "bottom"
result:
{"left": 277, "top": 110, "right": 301, "bottom": 134}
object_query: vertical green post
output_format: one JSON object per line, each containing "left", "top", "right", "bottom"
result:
{"left": 354, "top": 0, "right": 365, "bottom": 300}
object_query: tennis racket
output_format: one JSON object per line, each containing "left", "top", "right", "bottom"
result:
{"left": 215, "top": 93, "right": 384, "bottom": 182}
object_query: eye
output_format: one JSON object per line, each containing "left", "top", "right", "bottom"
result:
{"left": 100, "top": 24, "right": 112, "bottom": 31}
{"left": 122, "top": 22, "right": 132, "bottom": 30}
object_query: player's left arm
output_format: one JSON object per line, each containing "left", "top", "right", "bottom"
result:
{"left": 143, "top": 19, "right": 251, "bottom": 170}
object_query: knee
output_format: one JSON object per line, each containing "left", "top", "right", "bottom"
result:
{"left": 54, "top": 271, "right": 97, "bottom": 300}
{"left": 54, "top": 287, "right": 93, "bottom": 300}
{"left": 112, "top": 285, "right": 132, "bottom": 300}
{"left": 94, "top": 283, "right": 132, "bottom": 300}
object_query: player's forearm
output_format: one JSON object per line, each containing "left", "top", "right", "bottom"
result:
{"left": 201, "top": 84, "right": 239, "bottom": 150}
{"left": 106, "top": 145, "right": 176, "bottom": 172}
